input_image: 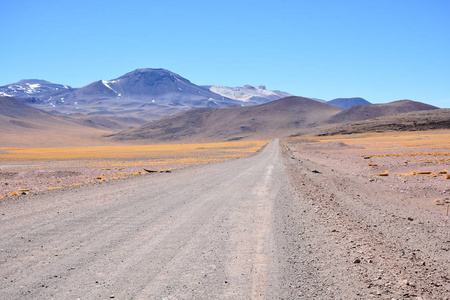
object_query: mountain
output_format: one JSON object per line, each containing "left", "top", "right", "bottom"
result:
{"left": 205, "top": 84, "right": 292, "bottom": 104}
{"left": 0, "top": 79, "right": 74, "bottom": 104}
{"left": 67, "top": 69, "right": 241, "bottom": 107}
{"left": 0, "top": 96, "right": 110, "bottom": 147}
{"left": 327, "top": 97, "right": 371, "bottom": 109}
{"left": 108, "top": 96, "right": 343, "bottom": 142}
{"left": 0, "top": 95, "right": 55, "bottom": 120}
{"left": 310, "top": 98, "right": 327, "bottom": 103}
{"left": 327, "top": 100, "right": 439, "bottom": 124}
{"left": 1, "top": 69, "right": 245, "bottom": 124}
{"left": 318, "top": 108, "right": 450, "bottom": 136}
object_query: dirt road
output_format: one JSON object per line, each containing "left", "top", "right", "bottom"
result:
{"left": 0, "top": 140, "right": 293, "bottom": 299}
{"left": 1, "top": 139, "right": 449, "bottom": 299}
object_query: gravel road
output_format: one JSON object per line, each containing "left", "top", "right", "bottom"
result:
{"left": 0, "top": 140, "right": 295, "bottom": 299}
{"left": 1, "top": 139, "right": 449, "bottom": 299}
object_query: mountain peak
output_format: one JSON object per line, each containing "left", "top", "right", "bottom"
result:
{"left": 16, "top": 79, "right": 54, "bottom": 85}
{"left": 0, "top": 79, "right": 72, "bottom": 100}
{"left": 118, "top": 68, "right": 174, "bottom": 78}
{"left": 327, "top": 97, "right": 371, "bottom": 109}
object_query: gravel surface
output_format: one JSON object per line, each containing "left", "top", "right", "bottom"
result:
{"left": 0, "top": 140, "right": 290, "bottom": 299}
{"left": 282, "top": 140, "right": 450, "bottom": 299}
{"left": 1, "top": 139, "right": 449, "bottom": 299}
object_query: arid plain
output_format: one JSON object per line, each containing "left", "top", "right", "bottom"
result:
{"left": 0, "top": 140, "right": 269, "bottom": 198}
{"left": 280, "top": 129, "right": 450, "bottom": 298}
{"left": 1, "top": 129, "right": 449, "bottom": 299}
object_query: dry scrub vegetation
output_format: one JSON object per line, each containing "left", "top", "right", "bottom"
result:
{"left": 0, "top": 140, "right": 269, "bottom": 198}
{"left": 286, "top": 129, "right": 450, "bottom": 212}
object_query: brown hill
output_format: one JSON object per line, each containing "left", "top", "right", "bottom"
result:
{"left": 317, "top": 109, "right": 450, "bottom": 136}
{"left": 0, "top": 95, "right": 54, "bottom": 121}
{"left": 327, "top": 100, "right": 439, "bottom": 124}
{"left": 0, "top": 97, "right": 112, "bottom": 147}
{"left": 108, "top": 96, "right": 343, "bottom": 142}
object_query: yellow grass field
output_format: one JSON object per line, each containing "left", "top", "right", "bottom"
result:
{"left": 286, "top": 129, "right": 450, "bottom": 180}
{"left": 0, "top": 140, "right": 270, "bottom": 198}
{"left": 315, "top": 130, "right": 450, "bottom": 166}
{"left": 288, "top": 129, "right": 449, "bottom": 159}
{"left": 293, "top": 129, "right": 450, "bottom": 152}
{"left": 306, "top": 129, "right": 449, "bottom": 152}
{"left": 0, "top": 140, "right": 270, "bottom": 167}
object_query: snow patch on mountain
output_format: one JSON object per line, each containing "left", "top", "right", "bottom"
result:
{"left": 208, "top": 85, "right": 291, "bottom": 103}
{"left": 102, "top": 80, "right": 119, "bottom": 95}
{"left": 28, "top": 83, "right": 41, "bottom": 90}
{"left": 0, "top": 80, "right": 73, "bottom": 99}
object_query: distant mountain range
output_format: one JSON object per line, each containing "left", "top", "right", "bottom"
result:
{"left": 1, "top": 91, "right": 445, "bottom": 147}
{"left": 0, "top": 69, "right": 244, "bottom": 123}
{"left": 108, "top": 96, "right": 342, "bottom": 142}
{"left": 1, "top": 67, "right": 445, "bottom": 145}
{"left": 108, "top": 97, "right": 441, "bottom": 142}
{"left": 0, "top": 68, "right": 377, "bottom": 126}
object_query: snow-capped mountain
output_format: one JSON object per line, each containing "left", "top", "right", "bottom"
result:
{"left": 0, "top": 69, "right": 244, "bottom": 120}
{"left": 206, "top": 85, "right": 292, "bottom": 104}
{"left": 59, "top": 68, "right": 243, "bottom": 110}
{"left": 85, "top": 69, "right": 238, "bottom": 106}
{"left": 0, "top": 79, "right": 73, "bottom": 103}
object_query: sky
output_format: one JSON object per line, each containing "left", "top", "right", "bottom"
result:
{"left": 2, "top": 0, "right": 449, "bottom": 107}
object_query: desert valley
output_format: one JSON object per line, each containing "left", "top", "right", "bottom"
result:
{"left": 1, "top": 68, "right": 449, "bottom": 299}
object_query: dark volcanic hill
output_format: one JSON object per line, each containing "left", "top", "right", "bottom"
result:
{"left": 327, "top": 100, "right": 439, "bottom": 124}
{"left": 327, "top": 97, "right": 371, "bottom": 109}
{"left": 318, "top": 109, "right": 450, "bottom": 135}
{"left": 108, "top": 96, "right": 343, "bottom": 142}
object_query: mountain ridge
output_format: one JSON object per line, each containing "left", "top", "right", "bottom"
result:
{"left": 1, "top": 94, "right": 445, "bottom": 147}
{"left": 107, "top": 97, "right": 445, "bottom": 143}
{"left": 327, "top": 97, "right": 371, "bottom": 109}
{"left": 327, "top": 100, "right": 439, "bottom": 124}
{"left": 1, "top": 68, "right": 443, "bottom": 135}
{"left": 0, "top": 69, "right": 251, "bottom": 127}
{"left": 108, "top": 96, "right": 343, "bottom": 142}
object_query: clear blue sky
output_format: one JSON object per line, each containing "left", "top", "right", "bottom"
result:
{"left": 2, "top": 0, "right": 449, "bottom": 107}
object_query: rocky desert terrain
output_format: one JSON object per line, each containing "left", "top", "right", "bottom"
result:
{"left": 1, "top": 129, "right": 449, "bottom": 299}
{"left": 281, "top": 129, "right": 450, "bottom": 299}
